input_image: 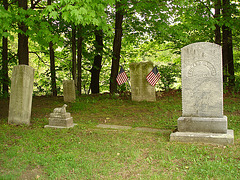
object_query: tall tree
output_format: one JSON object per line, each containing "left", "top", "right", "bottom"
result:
{"left": 48, "top": 0, "right": 57, "bottom": 96}
{"left": 90, "top": 29, "right": 103, "bottom": 94}
{"left": 49, "top": 41, "right": 57, "bottom": 96}
{"left": 222, "top": 0, "right": 235, "bottom": 87}
{"left": 71, "top": 25, "right": 77, "bottom": 85}
{"left": 18, "top": 0, "right": 29, "bottom": 65}
{"left": 2, "top": 0, "right": 9, "bottom": 96}
{"left": 45, "top": 0, "right": 114, "bottom": 94}
{"left": 110, "top": 0, "right": 124, "bottom": 94}
{"left": 77, "top": 26, "right": 83, "bottom": 95}
{"left": 214, "top": 0, "right": 221, "bottom": 45}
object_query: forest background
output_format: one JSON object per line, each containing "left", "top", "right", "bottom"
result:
{"left": 0, "top": 0, "right": 240, "bottom": 97}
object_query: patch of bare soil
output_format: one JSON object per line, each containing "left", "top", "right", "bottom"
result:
{"left": 156, "top": 89, "right": 181, "bottom": 99}
{"left": 18, "top": 166, "right": 46, "bottom": 180}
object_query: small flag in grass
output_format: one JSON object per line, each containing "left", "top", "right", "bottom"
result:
{"left": 146, "top": 66, "right": 161, "bottom": 86}
{"left": 116, "top": 66, "right": 128, "bottom": 85}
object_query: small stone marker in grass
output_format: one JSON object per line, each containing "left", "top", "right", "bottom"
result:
{"left": 8, "top": 65, "right": 34, "bottom": 126}
{"left": 170, "top": 42, "right": 234, "bottom": 145}
{"left": 63, "top": 80, "right": 76, "bottom": 102}
{"left": 45, "top": 104, "right": 77, "bottom": 128}
{"left": 96, "top": 124, "right": 171, "bottom": 133}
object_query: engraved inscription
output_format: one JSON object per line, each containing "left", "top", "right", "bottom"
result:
{"left": 181, "top": 42, "right": 223, "bottom": 117}
{"left": 188, "top": 60, "right": 216, "bottom": 77}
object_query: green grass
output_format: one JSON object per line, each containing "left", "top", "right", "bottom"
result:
{"left": 0, "top": 92, "right": 239, "bottom": 179}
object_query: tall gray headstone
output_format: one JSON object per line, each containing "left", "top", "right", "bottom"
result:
{"left": 63, "top": 80, "right": 76, "bottom": 102}
{"left": 130, "top": 61, "right": 156, "bottom": 101}
{"left": 170, "top": 42, "right": 234, "bottom": 145}
{"left": 8, "top": 65, "right": 35, "bottom": 125}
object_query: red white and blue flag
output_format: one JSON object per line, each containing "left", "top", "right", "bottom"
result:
{"left": 146, "top": 66, "right": 161, "bottom": 86}
{"left": 116, "top": 66, "right": 128, "bottom": 85}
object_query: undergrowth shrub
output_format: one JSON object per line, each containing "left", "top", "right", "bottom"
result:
{"left": 156, "top": 63, "right": 181, "bottom": 91}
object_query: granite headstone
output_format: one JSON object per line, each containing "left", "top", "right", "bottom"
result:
{"left": 170, "top": 42, "right": 234, "bottom": 145}
{"left": 63, "top": 80, "right": 76, "bottom": 102}
{"left": 129, "top": 61, "right": 156, "bottom": 101}
{"left": 8, "top": 65, "right": 34, "bottom": 125}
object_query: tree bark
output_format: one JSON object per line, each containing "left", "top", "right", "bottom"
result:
{"left": 214, "top": 0, "right": 221, "bottom": 45}
{"left": 18, "top": 0, "right": 29, "bottom": 65}
{"left": 90, "top": 29, "right": 103, "bottom": 94}
{"left": 110, "top": 0, "right": 124, "bottom": 94}
{"left": 2, "top": 0, "right": 9, "bottom": 96}
{"left": 72, "top": 26, "right": 77, "bottom": 85}
{"left": 77, "top": 26, "right": 83, "bottom": 95}
{"left": 226, "top": 30, "right": 235, "bottom": 87}
{"left": 49, "top": 41, "right": 57, "bottom": 96}
{"left": 222, "top": 0, "right": 235, "bottom": 87}
{"left": 48, "top": 0, "right": 57, "bottom": 96}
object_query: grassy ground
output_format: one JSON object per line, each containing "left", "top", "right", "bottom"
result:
{"left": 0, "top": 90, "right": 239, "bottom": 179}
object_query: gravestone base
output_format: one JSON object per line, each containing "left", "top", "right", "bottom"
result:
{"left": 49, "top": 113, "right": 73, "bottom": 126}
{"left": 44, "top": 124, "right": 77, "bottom": 129}
{"left": 170, "top": 130, "right": 234, "bottom": 145}
{"left": 44, "top": 105, "right": 76, "bottom": 129}
{"left": 178, "top": 116, "right": 228, "bottom": 133}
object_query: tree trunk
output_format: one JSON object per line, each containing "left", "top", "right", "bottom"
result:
{"left": 222, "top": 0, "right": 235, "bottom": 87}
{"left": 2, "top": 35, "right": 9, "bottom": 96}
{"left": 2, "top": 0, "right": 9, "bottom": 96}
{"left": 18, "top": 0, "right": 29, "bottom": 65}
{"left": 72, "top": 26, "right": 77, "bottom": 85}
{"left": 49, "top": 41, "right": 57, "bottom": 96}
{"left": 110, "top": 0, "right": 124, "bottom": 94}
{"left": 90, "top": 29, "right": 103, "bottom": 94}
{"left": 227, "top": 30, "right": 235, "bottom": 87}
{"left": 77, "top": 26, "right": 83, "bottom": 96}
{"left": 48, "top": 0, "right": 57, "bottom": 96}
{"left": 214, "top": 0, "right": 221, "bottom": 45}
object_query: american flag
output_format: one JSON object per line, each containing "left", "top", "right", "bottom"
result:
{"left": 146, "top": 66, "right": 161, "bottom": 86}
{"left": 116, "top": 66, "right": 128, "bottom": 85}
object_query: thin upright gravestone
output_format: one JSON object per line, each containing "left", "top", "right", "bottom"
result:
{"left": 129, "top": 61, "right": 156, "bottom": 101}
{"left": 8, "top": 65, "right": 35, "bottom": 125}
{"left": 63, "top": 80, "right": 76, "bottom": 102}
{"left": 170, "top": 42, "right": 234, "bottom": 145}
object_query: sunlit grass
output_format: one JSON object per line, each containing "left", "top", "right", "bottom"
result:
{"left": 0, "top": 92, "right": 239, "bottom": 179}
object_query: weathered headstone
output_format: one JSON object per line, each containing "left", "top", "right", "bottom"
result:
{"left": 45, "top": 104, "right": 76, "bottom": 128}
{"left": 8, "top": 65, "right": 35, "bottom": 125}
{"left": 170, "top": 42, "right": 234, "bottom": 145}
{"left": 130, "top": 61, "right": 156, "bottom": 101}
{"left": 63, "top": 80, "right": 76, "bottom": 102}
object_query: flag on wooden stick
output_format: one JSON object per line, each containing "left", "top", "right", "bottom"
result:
{"left": 146, "top": 66, "right": 161, "bottom": 86}
{"left": 116, "top": 66, "right": 128, "bottom": 85}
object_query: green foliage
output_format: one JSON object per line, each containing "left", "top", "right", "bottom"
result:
{"left": 233, "top": 75, "right": 240, "bottom": 93}
{"left": 156, "top": 63, "right": 181, "bottom": 91}
{"left": 1, "top": 0, "right": 240, "bottom": 95}
{"left": 43, "top": 0, "right": 114, "bottom": 31}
